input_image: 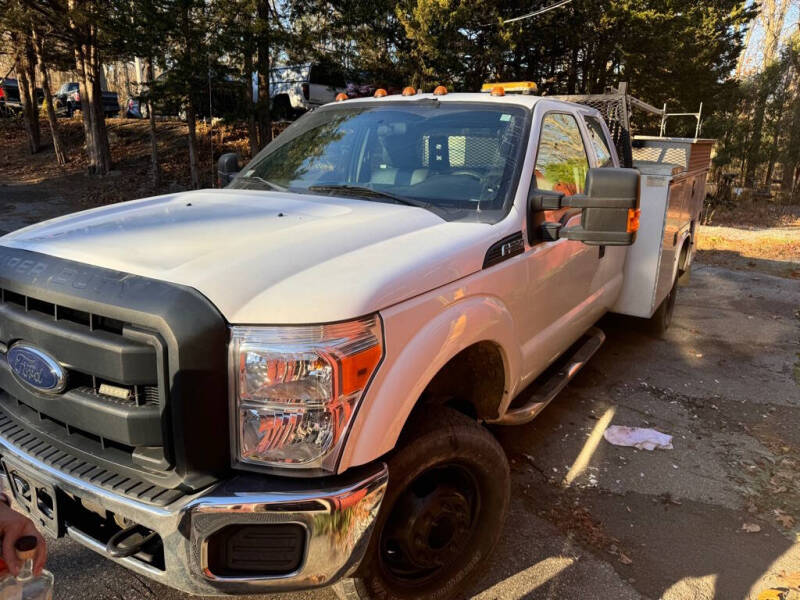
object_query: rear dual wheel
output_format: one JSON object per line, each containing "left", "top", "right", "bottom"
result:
{"left": 649, "top": 276, "right": 678, "bottom": 336}
{"left": 334, "top": 407, "right": 510, "bottom": 600}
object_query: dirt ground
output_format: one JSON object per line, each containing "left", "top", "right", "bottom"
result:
{"left": 1, "top": 120, "right": 800, "bottom": 600}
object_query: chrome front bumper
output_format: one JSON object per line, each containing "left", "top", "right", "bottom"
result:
{"left": 0, "top": 432, "right": 388, "bottom": 596}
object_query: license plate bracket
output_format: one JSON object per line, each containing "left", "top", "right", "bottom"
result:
{"left": 2, "top": 458, "right": 64, "bottom": 538}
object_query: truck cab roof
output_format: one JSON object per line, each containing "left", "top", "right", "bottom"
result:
{"left": 329, "top": 91, "right": 595, "bottom": 113}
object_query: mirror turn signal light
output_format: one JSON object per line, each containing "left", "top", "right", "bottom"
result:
{"left": 335, "top": 93, "right": 348, "bottom": 102}
{"left": 490, "top": 86, "right": 505, "bottom": 96}
{"left": 374, "top": 88, "right": 388, "bottom": 98}
{"left": 433, "top": 85, "right": 448, "bottom": 95}
{"left": 402, "top": 86, "right": 416, "bottom": 96}
{"left": 627, "top": 208, "right": 641, "bottom": 233}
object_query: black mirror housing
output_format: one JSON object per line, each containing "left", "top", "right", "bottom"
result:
{"left": 561, "top": 168, "right": 640, "bottom": 246}
{"left": 528, "top": 168, "right": 640, "bottom": 246}
{"left": 217, "top": 153, "right": 241, "bottom": 186}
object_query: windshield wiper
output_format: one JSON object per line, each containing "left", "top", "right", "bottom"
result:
{"left": 237, "top": 176, "right": 286, "bottom": 192}
{"left": 306, "top": 185, "right": 427, "bottom": 208}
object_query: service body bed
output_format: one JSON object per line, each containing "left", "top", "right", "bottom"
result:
{"left": 612, "top": 136, "right": 713, "bottom": 318}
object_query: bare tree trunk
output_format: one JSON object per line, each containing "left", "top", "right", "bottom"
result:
{"left": 14, "top": 35, "right": 41, "bottom": 154}
{"left": 781, "top": 161, "right": 795, "bottom": 191}
{"left": 186, "top": 97, "right": 200, "bottom": 189}
{"left": 87, "top": 35, "right": 111, "bottom": 173}
{"left": 32, "top": 29, "right": 67, "bottom": 165}
{"left": 69, "top": 0, "right": 111, "bottom": 176}
{"left": 123, "top": 60, "right": 131, "bottom": 105}
{"left": 745, "top": 87, "right": 769, "bottom": 187}
{"left": 75, "top": 49, "right": 97, "bottom": 168}
{"left": 735, "top": 22, "right": 755, "bottom": 79}
{"left": 762, "top": 0, "right": 791, "bottom": 70}
{"left": 256, "top": 0, "right": 272, "bottom": 146}
{"left": 764, "top": 158, "right": 776, "bottom": 188}
{"left": 146, "top": 57, "right": 159, "bottom": 189}
{"left": 244, "top": 50, "right": 258, "bottom": 156}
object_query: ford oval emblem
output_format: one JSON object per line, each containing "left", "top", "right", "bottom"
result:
{"left": 6, "top": 343, "right": 67, "bottom": 394}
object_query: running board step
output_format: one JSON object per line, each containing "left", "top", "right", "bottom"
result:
{"left": 495, "top": 327, "right": 606, "bottom": 426}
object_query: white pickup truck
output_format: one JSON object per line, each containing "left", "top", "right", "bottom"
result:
{"left": 270, "top": 62, "right": 347, "bottom": 118}
{"left": 0, "top": 86, "right": 709, "bottom": 599}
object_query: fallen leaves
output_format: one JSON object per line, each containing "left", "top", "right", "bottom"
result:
{"left": 742, "top": 522, "right": 762, "bottom": 533}
{"left": 777, "top": 571, "right": 800, "bottom": 590}
{"left": 774, "top": 509, "right": 795, "bottom": 529}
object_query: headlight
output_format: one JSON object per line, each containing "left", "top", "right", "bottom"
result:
{"left": 230, "top": 315, "right": 383, "bottom": 472}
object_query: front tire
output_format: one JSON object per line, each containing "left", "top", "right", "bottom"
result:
{"left": 335, "top": 406, "right": 510, "bottom": 600}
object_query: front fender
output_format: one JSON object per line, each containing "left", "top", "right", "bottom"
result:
{"left": 338, "top": 292, "right": 521, "bottom": 471}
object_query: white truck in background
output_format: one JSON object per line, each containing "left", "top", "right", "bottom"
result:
{"left": 270, "top": 61, "right": 347, "bottom": 118}
{"left": 0, "top": 83, "right": 710, "bottom": 599}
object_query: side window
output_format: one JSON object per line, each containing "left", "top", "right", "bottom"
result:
{"left": 584, "top": 116, "right": 614, "bottom": 167}
{"left": 534, "top": 113, "right": 589, "bottom": 195}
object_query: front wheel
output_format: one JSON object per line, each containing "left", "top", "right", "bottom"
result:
{"left": 334, "top": 406, "right": 510, "bottom": 600}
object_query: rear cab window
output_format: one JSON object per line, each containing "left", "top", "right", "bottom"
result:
{"left": 584, "top": 116, "right": 614, "bottom": 167}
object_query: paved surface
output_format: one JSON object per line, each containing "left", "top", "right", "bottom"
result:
{"left": 2, "top": 183, "right": 799, "bottom": 599}
{"left": 0, "top": 183, "right": 75, "bottom": 236}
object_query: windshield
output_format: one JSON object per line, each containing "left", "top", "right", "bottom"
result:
{"left": 230, "top": 102, "right": 529, "bottom": 223}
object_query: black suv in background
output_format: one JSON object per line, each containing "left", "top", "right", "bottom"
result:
{"left": 55, "top": 82, "right": 120, "bottom": 118}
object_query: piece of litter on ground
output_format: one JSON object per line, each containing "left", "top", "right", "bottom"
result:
{"left": 604, "top": 425, "right": 674, "bottom": 451}
{"left": 742, "top": 523, "right": 761, "bottom": 533}
{"left": 619, "top": 552, "right": 633, "bottom": 565}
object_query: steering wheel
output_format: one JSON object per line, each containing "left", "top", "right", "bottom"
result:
{"left": 450, "top": 170, "right": 483, "bottom": 181}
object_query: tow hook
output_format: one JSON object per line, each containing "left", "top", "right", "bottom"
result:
{"left": 106, "top": 524, "right": 158, "bottom": 558}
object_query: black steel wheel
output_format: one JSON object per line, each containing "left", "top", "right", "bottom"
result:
{"left": 334, "top": 406, "right": 510, "bottom": 600}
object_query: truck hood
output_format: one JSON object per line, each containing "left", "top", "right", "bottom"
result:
{"left": 0, "top": 189, "right": 498, "bottom": 323}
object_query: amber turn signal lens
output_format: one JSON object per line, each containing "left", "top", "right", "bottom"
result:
{"left": 433, "top": 85, "right": 448, "bottom": 95}
{"left": 340, "top": 344, "right": 382, "bottom": 396}
{"left": 335, "top": 93, "right": 348, "bottom": 102}
{"left": 402, "top": 86, "right": 416, "bottom": 96}
{"left": 491, "top": 86, "right": 505, "bottom": 96}
{"left": 627, "top": 208, "right": 641, "bottom": 233}
{"left": 374, "top": 88, "right": 388, "bottom": 97}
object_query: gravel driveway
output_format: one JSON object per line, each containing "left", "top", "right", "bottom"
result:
{"left": 2, "top": 182, "right": 799, "bottom": 599}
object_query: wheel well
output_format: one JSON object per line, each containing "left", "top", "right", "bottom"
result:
{"left": 415, "top": 342, "right": 506, "bottom": 421}
{"left": 678, "top": 237, "right": 691, "bottom": 274}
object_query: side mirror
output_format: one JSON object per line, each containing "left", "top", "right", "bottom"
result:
{"left": 527, "top": 168, "right": 640, "bottom": 246}
{"left": 217, "top": 153, "right": 241, "bottom": 186}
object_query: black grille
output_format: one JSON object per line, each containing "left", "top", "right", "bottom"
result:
{"left": 0, "top": 287, "right": 166, "bottom": 473}
{"left": 2, "top": 288, "right": 125, "bottom": 335}
{"left": 0, "top": 289, "right": 162, "bottom": 400}
{"left": 68, "top": 371, "right": 159, "bottom": 408}
{"left": 0, "top": 246, "right": 230, "bottom": 493}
